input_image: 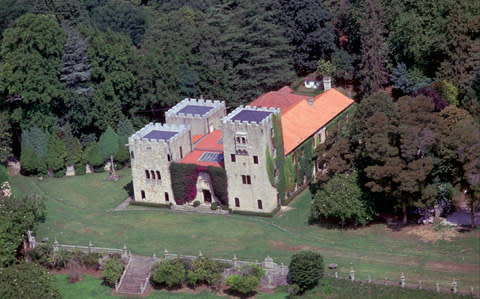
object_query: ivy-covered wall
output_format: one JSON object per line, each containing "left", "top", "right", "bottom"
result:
{"left": 271, "top": 113, "right": 286, "bottom": 203}
{"left": 169, "top": 162, "right": 228, "bottom": 206}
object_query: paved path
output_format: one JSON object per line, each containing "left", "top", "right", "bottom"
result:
{"left": 116, "top": 255, "right": 155, "bottom": 295}
{"left": 113, "top": 197, "right": 132, "bottom": 211}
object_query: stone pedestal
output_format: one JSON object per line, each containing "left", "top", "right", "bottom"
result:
{"left": 66, "top": 165, "right": 76, "bottom": 176}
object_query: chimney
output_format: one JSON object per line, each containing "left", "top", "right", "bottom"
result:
{"left": 323, "top": 76, "right": 331, "bottom": 91}
{"left": 307, "top": 97, "right": 314, "bottom": 106}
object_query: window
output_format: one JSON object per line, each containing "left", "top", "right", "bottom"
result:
{"left": 141, "top": 190, "right": 146, "bottom": 200}
{"left": 130, "top": 151, "right": 134, "bottom": 159}
{"left": 242, "top": 175, "right": 251, "bottom": 185}
{"left": 253, "top": 156, "right": 258, "bottom": 164}
{"left": 156, "top": 171, "right": 161, "bottom": 180}
{"left": 241, "top": 137, "right": 246, "bottom": 144}
{"left": 165, "top": 192, "right": 169, "bottom": 202}
{"left": 167, "top": 154, "right": 172, "bottom": 162}
{"left": 236, "top": 136, "right": 241, "bottom": 143}
{"left": 231, "top": 154, "right": 236, "bottom": 162}
{"left": 235, "top": 197, "right": 240, "bottom": 207}
{"left": 257, "top": 200, "right": 263, "bottom": 210}
{"left": 180, "top": 146, "right": 183, "bottom": 159}
{"left": 145, "top": 170, "right": 150, "bottom": 179}
{"left": 151, "top": 170, "right": 155, "bottom": 180}
{"left": 292, "top": 152, "right": 297, "bottom": 165}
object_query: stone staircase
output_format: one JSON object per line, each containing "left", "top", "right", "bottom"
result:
{"left": 116, "top": 255, "right": 155, "bottom": 295}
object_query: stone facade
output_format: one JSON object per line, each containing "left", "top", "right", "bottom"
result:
{"left": 165, "top": 98, "right": 226, "bottom": 136}
{"left": 223, "top": 106, "right": 280, "bottom": 213}
{"left": 128, "top": 123, "right": 192, "bottom": 205}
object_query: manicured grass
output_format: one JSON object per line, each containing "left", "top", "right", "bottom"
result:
{"left": 301, "top": 277, "right": 475, "bottom": 299}
{"left": 11, "top": 171, "right": 480, "bottom": 294}
{"left": 53, "top": 274, "right": 226, "bottom": 298}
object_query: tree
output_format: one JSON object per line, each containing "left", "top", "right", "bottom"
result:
{"left": 20, "top": 127, "right": 50, "bottom": 174}
{"left": 358, "top": 0, "right": 388, "bottom": 95}
{"left": 186, "top": 257, "right": 225, "bottom": 287}
{"left": 317, "top": 59, "right": 336, "bottom": 78}
{"left": 0, "top": 262, "right": 61, "bottom": 299}
{"left": 63, "top": 122, "right": 75, "bottom": 166}
{"left": 0, "top": 195, "right": 46, "bottom": 266}
{"left": 288, "top": 251, "right": 324, "bottom": 293}
{"left": 0, "top": 13, "right": 66, "bottom": 129}
{"left": 212, "top": 0, "right": 295, "bottom": 105}
{"left": 279, "top": 0, "right": 336, "bottom": 75}
{"left": 82, "top": 142, "right": 102, "bottom": 169}
{"left": 98, "top": 126, "right": 119, "bottom": 175}
{"left": 151, "top": 259, "right": 186, "bottom": 288}
{"left": 46, "top": 133, "right": 66, "bottom": 173}
{"left": 332, "top": 49, "right": 354, "bottom": 81}
{"left": 311, "top": 171, "right": 371, "bottom": 226}
{"left": 0, "top": 112, "right": 12, "bottom": 162}
{"left": 445, "top": 118, "right": 480, "bottom": 227}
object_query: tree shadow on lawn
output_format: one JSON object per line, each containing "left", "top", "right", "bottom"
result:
{"left": 123, "top": 181, "right": 133, "bottom": 197}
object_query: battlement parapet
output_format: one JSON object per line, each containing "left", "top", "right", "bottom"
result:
{"left": 223, "top": 106, "right": 279, "bottom": 128}
{"left": 128, "top": 123, "right": 190, "bottom": 145}
{"left": 165, "top": 98, "right": 226, "bottom": 120}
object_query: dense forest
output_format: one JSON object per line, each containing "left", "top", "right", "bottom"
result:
{"left": 0, "top": 0, "right": 478, "bottom": 220}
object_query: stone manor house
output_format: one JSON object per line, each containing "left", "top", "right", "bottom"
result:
{"left": 128, "top": 84, "right": 354, "bottom": 214}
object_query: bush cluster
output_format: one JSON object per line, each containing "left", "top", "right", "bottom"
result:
{"left": 28, "top": 245, "right": 102, "bottom": 270}
{"left": 102, "top": 255, "right": 124, "bottom": 287}
{"left": 151, "top": 257, "right": 226, "bottom": 289}
{"left": 225, "top": 264, "right": 265, "bottom": 296}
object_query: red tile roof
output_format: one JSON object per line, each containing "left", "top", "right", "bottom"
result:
{"left": 192, "top": 134, "right": 205, "bottom": 144}
{"left": 249, "top": 86, "right": 309, "bottom": 111}
{"left": 281, "top": 88, "right": 354, "bottom": 155}
{"left": 179, "top": 150, "right": 224, "bottom": 168}
{"left": 194, "top": 130, "right": 223, "bottom": 152}
{"left": 179, "top": 130, "right": 225, "bottom": 168}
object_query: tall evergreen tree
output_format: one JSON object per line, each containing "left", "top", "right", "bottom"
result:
{"left": 358, "top": 0, "right": 388, "bottom": 96}
{"left": 278, "top": 0, "right": 336, "bottom": 75}
{"left": 46, "top": 132, "right": 66, "bottom": 173}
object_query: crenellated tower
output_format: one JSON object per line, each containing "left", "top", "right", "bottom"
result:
{"left": 165, "top": 98, "right": 226, "bottom": 136}
{"left": 222, "top": 106, "right": 280, "bottom": 213}
{"left": 128, "top": 123, "right": 192, "bottom": 204}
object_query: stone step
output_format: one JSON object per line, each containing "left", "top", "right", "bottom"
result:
{"left": 116, "top": 256, "right": 155, "bottom": 295}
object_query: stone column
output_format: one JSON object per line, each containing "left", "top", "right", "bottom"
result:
{"left": 323, "top": 76, "right": 331, "bottom": 91}
{"left": 400, "top": 273, "right": 405, "bottom": 288}
{"left": 349, "top": 268, "right": 355, "bottom": 281}
{"left": 53, "top": 239, "right": 59, "bottom": 253}
{"left": 263, "top": 256, "right": 275, "bottom": 289}
{"left": 232, "top": 255, "right": 238, "bottom": 270}
{"left": 452, "top": 280, "right": 457, "bottom": 294}
{"left": 122, "top": 244, "right": 128, "bottom": 259}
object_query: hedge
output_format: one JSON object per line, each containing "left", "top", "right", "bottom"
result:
{"left": 129, "top": 201, "right": 171, "bottom": 209}
{"left": 231, "top": 205, "right": 280, "bottom": 218}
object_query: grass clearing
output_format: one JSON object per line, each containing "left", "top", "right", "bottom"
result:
{"left": 11, "top": 170, "right": 480, "bottom": 293}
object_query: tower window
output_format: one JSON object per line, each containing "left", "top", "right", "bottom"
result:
{"left": 145, "top": 170, "right": 150, "bottom": 179}
{"left": 156, "top": 171, "right": 161, "bottom": 180}
{"left": 167, "top": 154, "right": 172, "bottom": 162}
{"left": 231, "top": 154, "right": 236, "bottom": 162}
{"left": 235, "top": 197, "right": 240, "bottom": 207}
{"left": 253, "top": 156, "right": 258, "bottom": 164}
{"left": 180, "top": 146, "right": 183, "bottom": 159}
{"left": 130, "top": 151, "right": 134, "bottom": 159}
{"left": 151, "top": 170, "right": 155, "bottom": 180}
{"left": 257, "top": 200, "right": 263, "bottom": 210}
{"left": 242, "top": 175, "right": 251, "bottom": 185}
{"left": 165, "top": 192, "right": 169, "bottom": 202}
{"left": 141, "top": 190, "right": 146, "bottom": 200}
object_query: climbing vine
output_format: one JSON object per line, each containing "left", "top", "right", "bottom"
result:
{"left": 169, "top": 163, "right": 228, "bottom": 205}
{"left": 271, "top": 113, "right": 287, "bottom": 203}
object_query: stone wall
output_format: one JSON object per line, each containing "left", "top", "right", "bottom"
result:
{"left": 165, "top": 98, "right": 226, "bottom": 136}
{"left": 223, "top": 106, "right": 280, "bottom": 213}
{"left": 128, "top": 123, "right": 192, "bottom": 204}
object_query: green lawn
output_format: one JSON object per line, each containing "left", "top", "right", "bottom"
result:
{"left": 11, "top": 170, "right": 480, "bottom": 293}
{"left": 53, "top": 274, "right": 473, "bottom": 299}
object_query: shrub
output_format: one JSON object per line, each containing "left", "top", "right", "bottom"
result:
{"left": 210, "top": 202, "right": 218, "bottom": 210}
{"left": 186, "top": 257, "right": 225, "bottom": 287}
{"left": 240, "top": 264, "right": 265, "bottom": 279}
{"left": 102, "top": 256, "right": 124, "bottom": 287}
{"left": 54, "top": 249, "right": 76, "bottom": 269}
{"left": 80, "top": 252, "right": 102, "bottom": 270}
{"left": 288, "top": 251, "right": 324, "bottom": 293}
{"left": 151, "top": 259, "right": 186, "bottom": 288}
{"left": 193, "top": 200, "right": 200, "bottom": 207}
{"left": 54, "top": 169, "right": 65, "bottom": 178}
{"left": 225, "top": 274, "right": 260, "bottom": 296}
{"left": 0, "top": 165, "right": 8, "bottom": 184}
{"left": 28, "top": 243, "right": 54, "bottom": 268}
{"left": 75, "top": 163, "right": 86, "bottom": 176}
